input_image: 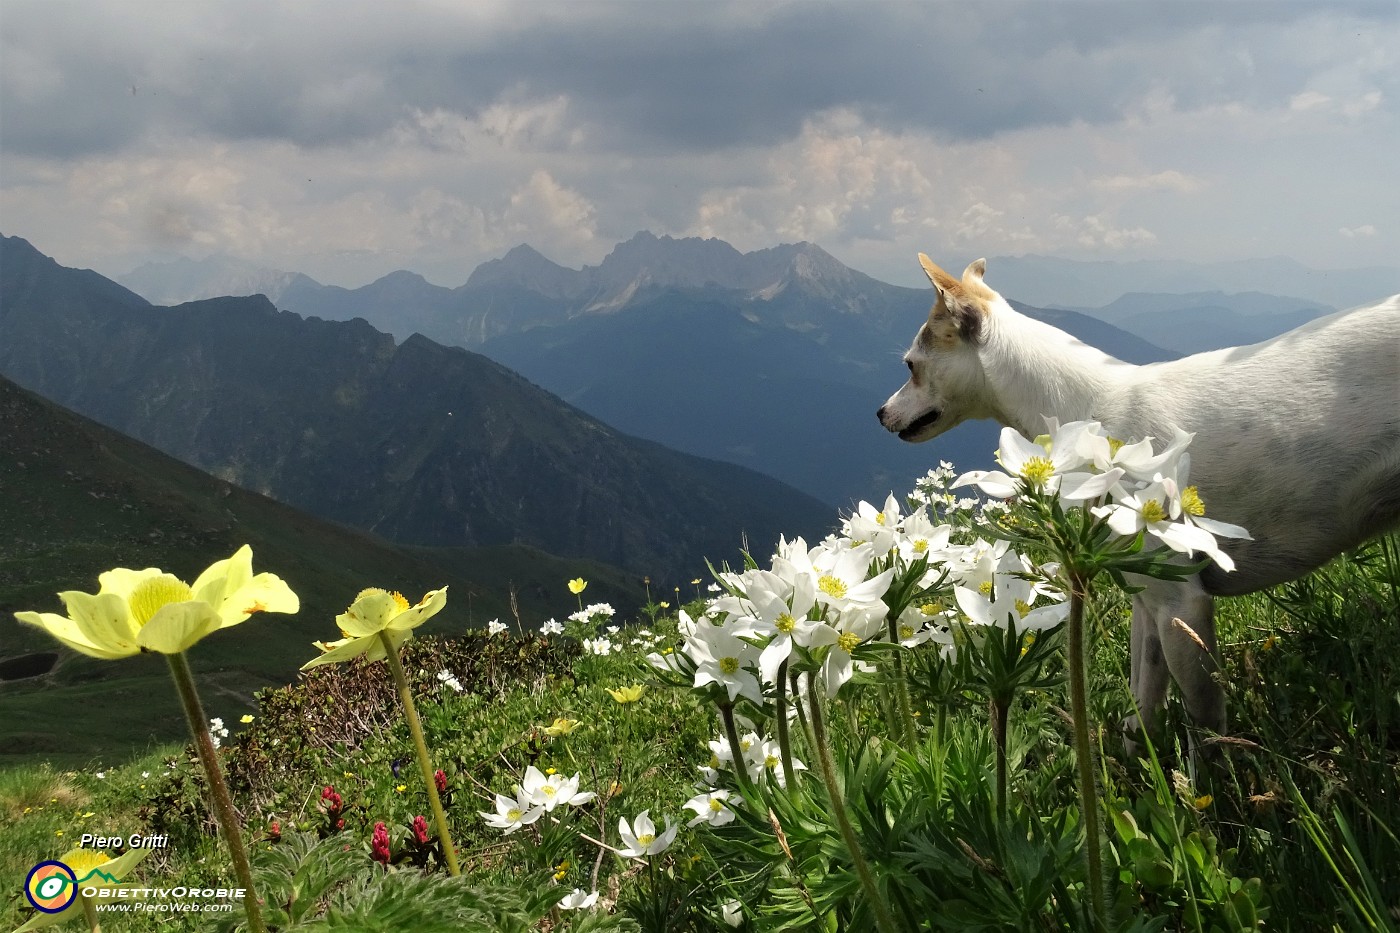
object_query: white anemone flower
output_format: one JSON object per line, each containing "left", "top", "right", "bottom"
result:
{"left": 521, "top": 766, "right": 595, "bottom": 811}
{"left": 955, "top": 421, "right": 1123, "bottom": 502}
{"left": 745, "top": 737, "right": 806, "bottom": 787}
{"left": 480, "top": 787, "right": 543, "bottom": 835}
{"left": 684, "top": 612, "right": 764, "bottom": 705}
{"left": 683, "top": 789, "right": 736, "bottom": 827}
{"left": 617, "top": 810, "right": 678, "bottom": 859}
{"left": 729, "top": 571, "right": 835, "bottom": 686}
{"left": 558, "top": 889, "right": 599, "bottom": 910}
{"left": 954, "top": 551, "right": 1068, "bottom": 633}
{"left": 842, "top": 494, "right": 904, "bottom": 555}
{"left": 1093, "top": 476, "right": 1247, "bottom": 571}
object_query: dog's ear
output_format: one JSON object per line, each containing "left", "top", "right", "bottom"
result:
{"left": 962, "top": 258, "right": 987, "bottom": 284}
{"left": 918, "top": 253, "right": 960, "bottom": 295}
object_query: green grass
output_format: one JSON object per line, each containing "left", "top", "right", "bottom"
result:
{"left": 2, "top": 537, "right": 1396, "bottom": 931}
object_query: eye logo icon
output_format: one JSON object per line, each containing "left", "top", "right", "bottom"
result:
{"left": 25, "top": 860, "right": 78, "bottom": 913}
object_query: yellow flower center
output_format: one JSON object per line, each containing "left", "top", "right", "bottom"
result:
{"left": 128, "top": 574, "right": 193, "bottom": 628}
{"left": 354, "top": 587, "right": 410, "bottom": 612}
{"left": 836, "top": 631, "right": 860, "bottom": 653}
{"left": 979, "top": 581, "right": 994, "bottom": 597}
{"left": 719, "top": 656, "right": 740, "bottom": 675}
{"left": 61, "top": 849, "right": 111, "bottom": 877}
{"left": 1181, "top": 486, "right": 1206, "bottom": 517}
{"left": 709, "top": 798, "right": 725, "bottom": 812}
{"left": 764, "top": 754, "right": 779, "bottom": 768}
{"left": 740, "top": 738, "right": 753, "bottom": 751}
{"left": 899, "top": 625, "right": 914, "bottom": 640}
{"left": 818, "top": 575, "right": 848, "bottom": 599}
{"left": 542, "top": 785, "right": 556, "bottom": 797}
{"left": 775, "top": 613, "right": 796, "bottom": 634}
{"left": 637, "top": 833, "right": 655, "bottom": 848}
{"left": 506, "top": 807, "right": 522, "bottom": 822}
{"left": 1019, "top": 455, "right": 1055, "bottom": 486}
{"left": 912, "top": 539, "right": 929, "bottom": 553}
{"left": 1014, "top": 599, "right": 1033, "bottom": 616}
{"left": 1107, "top": 437, "right": 1125, "bottom": 456}
{"left": 920, "top": 601, "right": 944, "bottom": 616}
{"left": 1141, "top": 499, "right": 1167, "bottom": 523}
{"left": 875, "top": 513, "right": 887, "bottom": 526}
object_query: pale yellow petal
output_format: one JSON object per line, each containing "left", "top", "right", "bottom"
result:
{"left": 214, "top": 573, "right": 300, "bottom": 628}
{"left": 336, "top": 590, "right": 403, "bottom": 637}
{"left": 386, "top": 586, "right": 448, "bottom": 632}
{"left": 300, "top": 633, "right": 378, "bottom": 669}
{"left": 190, "top": 545, "right": 253, "bottom": 610}
{"left": 14, "top": 610, "right": 133, "bottom": 660}
{"left": 58, "top": 590, "right": 141, "bottom": 656}
{"left": 361, "top": 626, "right": 414, "bottom": 661}
{"left": 97, "top": 567, "right": 163, "bottom": 600}
{"left": 135, "top": 602, "right": 223, "bottom": 654}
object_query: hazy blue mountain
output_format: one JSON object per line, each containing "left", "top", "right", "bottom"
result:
{"left": 103, "top": 231, "right": 1176, "bottom": 507}
{"left": 119, "top": 254, "right": 320, "bottom": 306}
{"left": 1061, "top": 291, "right": 1338, "bottom": 354}
{"left": 0, "top": 235, "right": 833, "bottom": 583}
{"left": 984, "top": 254, "right": 1399, "bottom": 310}
{"left": 479, "top": 283, "right": 1173, "bottom": 507}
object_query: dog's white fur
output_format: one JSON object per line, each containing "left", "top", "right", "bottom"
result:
{"left": 878, "top": 254, "right": 1400, "bottom": 744}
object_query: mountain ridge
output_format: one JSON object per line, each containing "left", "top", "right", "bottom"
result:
{"left": 0, "top": 234, "right": 834, "bottom": 582}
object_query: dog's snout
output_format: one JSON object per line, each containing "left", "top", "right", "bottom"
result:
{"left": 876, "top": 404, "right": 888, "bottom": 425}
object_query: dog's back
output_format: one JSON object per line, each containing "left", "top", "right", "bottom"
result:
{"left": 1097, "top": 296, "right": 1400, "bottom": 595}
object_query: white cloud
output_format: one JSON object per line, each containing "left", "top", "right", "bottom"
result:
{"left": 1093, "top": 170, "right": 1203, "bottom": 193}
{"left": 1339, "top": 224, "right": 1378, "bottom": 238}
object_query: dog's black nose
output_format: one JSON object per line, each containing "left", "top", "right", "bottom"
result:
{"left": 876, "top": 405, "right": 887, "bottom": 425}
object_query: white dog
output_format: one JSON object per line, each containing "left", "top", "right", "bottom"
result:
{"left": 878, "top": 254, "right": 1400, "bottom": 747}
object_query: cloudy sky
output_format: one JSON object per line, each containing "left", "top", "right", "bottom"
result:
{"left": 1, "top": 0, "right": 1396, "bottom": 289}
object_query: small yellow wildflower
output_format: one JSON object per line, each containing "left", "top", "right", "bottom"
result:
{"left": 241, "top": 714, "right": 255, "bottom": 724}
{"left": 1192, "top": 795, "right": 1213, "bottom": 810}
{"left": 568, "top": 578, "right": 588, "bottom": 595}
{"left": 395, "top": 784, "right": 407, "bottom": 793}
{"left": 544, "top": 717, "right": 580, "bottom": 737}
{"left": 608, "top": 684, "right": 647, "bottom": 703}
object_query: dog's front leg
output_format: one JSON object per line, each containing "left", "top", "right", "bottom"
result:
{"left": 1124, "top": 594, "right": 1170, "bottom": 758}
{"left": 1124, "top": 579, "right": 1226, "bottom": 759}
{"left": 1155, "top": 580, "right": 1226, "bottom": 742}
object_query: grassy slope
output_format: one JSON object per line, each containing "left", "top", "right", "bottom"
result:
{"left": 0, "top": 376, "right": 643, "bottom": 765}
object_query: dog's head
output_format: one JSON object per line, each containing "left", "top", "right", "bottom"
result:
{"left": 877, "top": 254, "right": 996, "bottom": 442}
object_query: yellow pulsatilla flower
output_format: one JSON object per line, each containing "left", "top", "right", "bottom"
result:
{"left": 607, "top": 684, "right": 646, "bottom": 703}
{"left": 14, "top": 545, "right": 298, "bottom": 658}
{"left": 301, "top": 586, "right": 447, "bottom": 669}
{"left": 15, "top": 847, "right": 153, "bottom": 931}
{"left": 544, "top": 717, "right": 580, "bottom": 737}
{"left": 568, "top": 577, "right": 588, "bottom": 595}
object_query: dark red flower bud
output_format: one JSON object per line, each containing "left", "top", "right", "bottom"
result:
{"left": 371, "top": 821, "right": 390, "bottom": 864}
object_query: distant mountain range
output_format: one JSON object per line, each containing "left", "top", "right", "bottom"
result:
{"left": 980, "top": 254, "right": 1399, "bottom": 310}
{"left": 0, "top": 234, "right": 833, "bottom": 584}
{"left": 117, "top": 232, "right": 1180, "bottom": 505}
{"left": 1062, "top": 291, "right": 1340, "bottom": 356}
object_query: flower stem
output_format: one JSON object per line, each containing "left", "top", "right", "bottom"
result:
{"left": 379, "top": 632, "right": 461, "bottom": 876}
{"left": 885, "top": 615, "right": 919, "bottom": 747}
{"left": 80, "top": 891, "right": 100, "bottom": 932}
{"left": 805, "top": 685, "right": 899, "bottom": 933}
{"left": 719, "top": 702, "right": 756, "bottom": 794}
{"left": 773, "top": 659, "right": 799, "bottom": 791}
{"left": 990, "top": 695, "right": 1010, "bottom": 826}
{"left": 1066, "top": 580, "right": 1106, "bottom": 928}
{"left": 165, "top": 652, "right": 266, "bottom": 933}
